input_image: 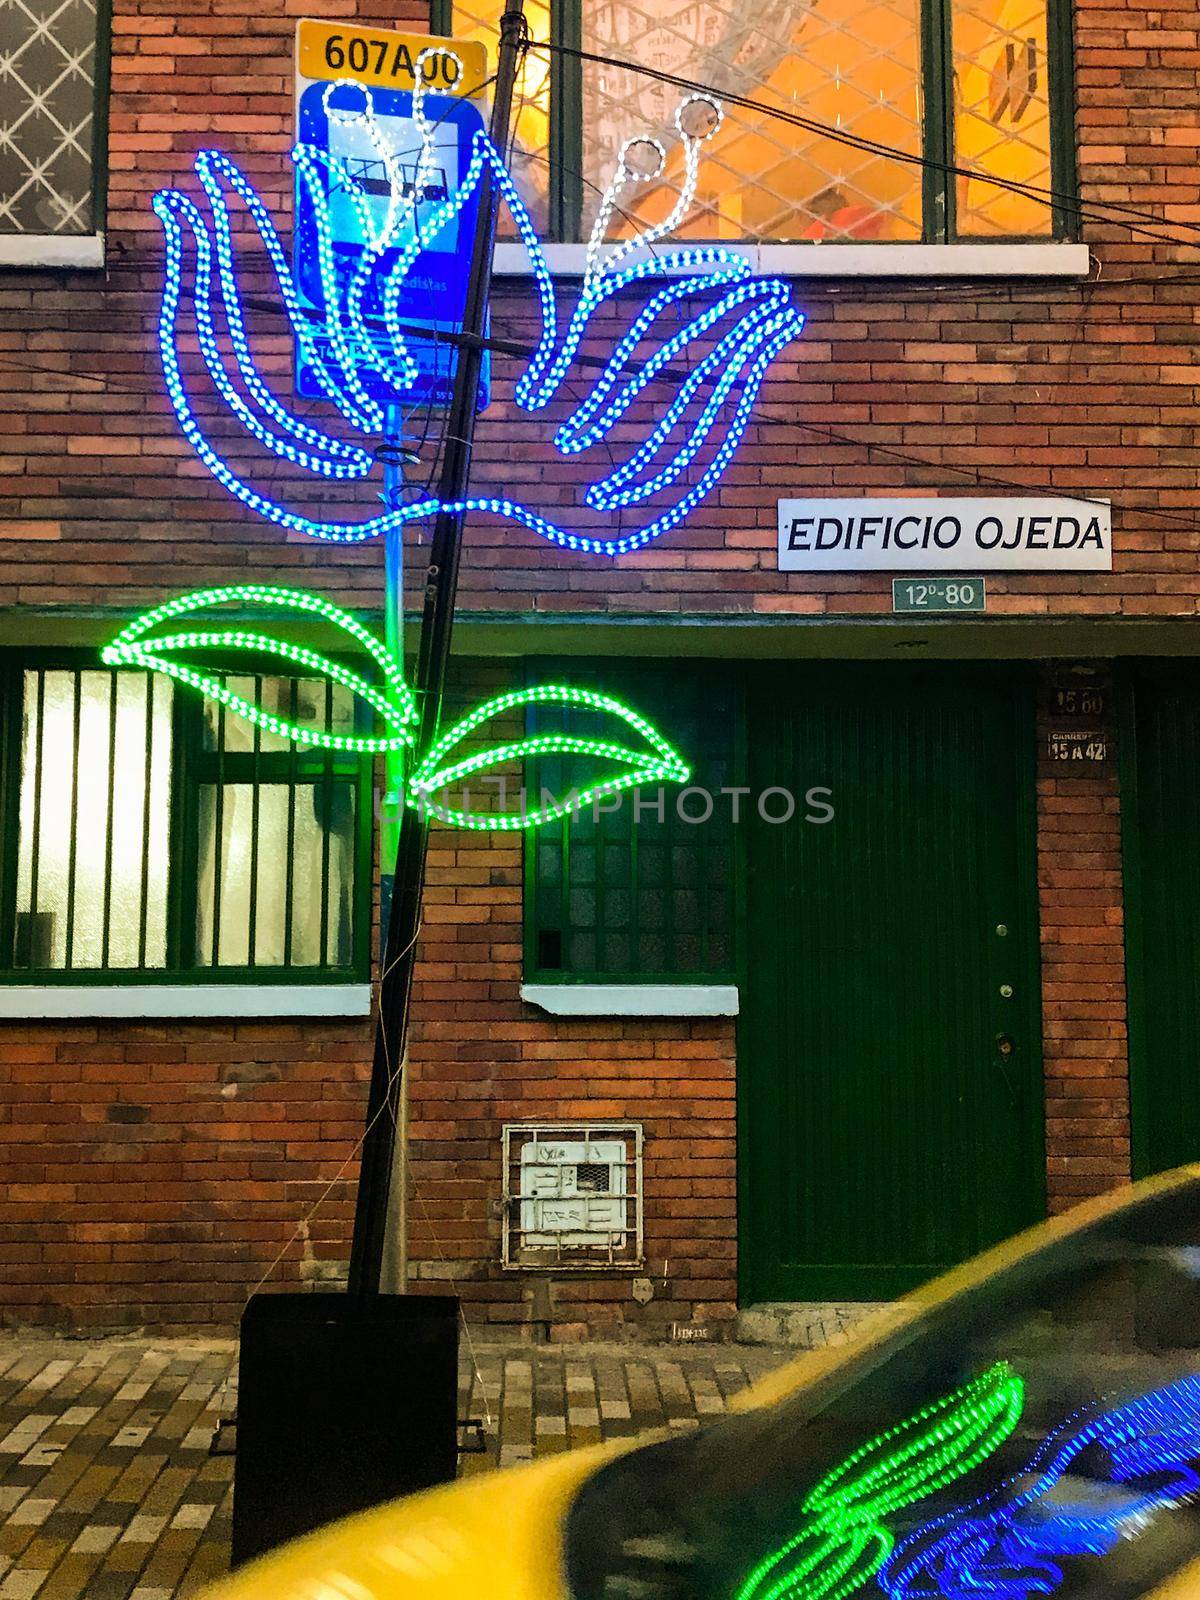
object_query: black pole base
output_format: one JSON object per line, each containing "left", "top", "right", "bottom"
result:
{"left": 231, "top": 1292, "right": 460, "bottom": 1569}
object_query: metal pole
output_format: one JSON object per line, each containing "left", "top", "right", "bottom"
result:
{"left": 379, "top": 409, "right": 408, "bottom": 1294}
{"left": 348, "top": 0, "right": 527, "bottom": 1296}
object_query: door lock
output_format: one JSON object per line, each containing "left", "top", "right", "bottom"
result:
{"left": 996, "top": 1033, "right": 1015, "bottom": 1058}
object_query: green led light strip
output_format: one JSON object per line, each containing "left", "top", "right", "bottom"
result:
{"left": 102, "top": 595, "right": 691, "bottom": 831}
{"left": 101, "top": 584, "right": 418, "bottom": 754}
{"left": 733, "top": 1362, "right": 1024, "bottom": 1600}
{"left": 406, "top": 683, "right": 691, "bottom": 831}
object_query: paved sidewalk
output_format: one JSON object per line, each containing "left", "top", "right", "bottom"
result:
{"left": 0, "top": 1334, "right": 794, "bottom": 1600}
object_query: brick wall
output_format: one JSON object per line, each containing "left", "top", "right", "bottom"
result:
{"left": 0, "top": 1020, "right": 367, "bottom": 1331}
{"left": 1037, "top": 670, "right": 1131, "bottom": 1213}
{"left": 1, "top": 0, "right": 1197, "bottom": 1328}
{"left": 408, "top": 824, "right": 738, "bottom": 1338}
{"left": 2, "top": 0, "right": 1199, "bottom": 618}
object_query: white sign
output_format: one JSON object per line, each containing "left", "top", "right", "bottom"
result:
{"left": 777, "top": 497, "right": 1112, "bottom": 572}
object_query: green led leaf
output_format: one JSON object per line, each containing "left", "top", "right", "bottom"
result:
{"left": 100, "top": 585, "right": 417, "bottom": 754}
{"left": 733, "top": 1361, "right": 1024, "bottom": 1600}
{"left": 407, "top": 682, "right": 691, "bottom": 831}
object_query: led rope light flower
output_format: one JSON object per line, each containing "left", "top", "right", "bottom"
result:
{"left": 880, "top": 1373, "right": 1200, "bottom": 1600}
{"left": 407, "top": 683, "right": 691, "bottom": 830}
{"left": 151, "top": 56, "right": 805, "bottom": 556}
{"left": 102, "top": 595, "right": 690, "bottom": 831}
{"left": 101, "top": 586, "right": 418, "bottom": 754}
{"left": 733, "top": 1362, "right": 1025, "bottom": 1600}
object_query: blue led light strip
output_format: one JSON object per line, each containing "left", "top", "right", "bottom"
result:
{"left": 880, "top": 1374, "right": 1200, "bottom": 1600}
{"left": 151, "top": 58, "right": 805, "bottom": 557}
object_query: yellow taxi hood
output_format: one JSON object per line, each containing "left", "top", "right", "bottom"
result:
{"left": 201, "top": 1434, "right": 633, "bottom": 1600}
{"left": 202, "top": 1166, "right": 1200, "bottom": 1600}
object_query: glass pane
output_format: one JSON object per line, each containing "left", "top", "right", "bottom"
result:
{"left": 529, "top": 665, "right": 737, "bottom": 979}
{"left": 118, "top": 675, "right": 172, "bottom": 967}
{"left": 196, "top": 782, "right": 253, "bottom": 966}
{"left": 256, "top": 679, "right": 300, "bottom": 754}
{"left": 329, "top": 682, "right": 355, "bottom": 741}
{"left": 252, "top": 785, "right": 290, "bottom": 964}
{"left": 201, "top": 675, "right": 333, "bottom": 752}
{"left": 0, "top": 0, "right": 99, "bottom": 236}
{"left": 448, "top": 0, "right": 552, "bottom": 234}
{"left": 582, "top": 0, "right": 923, "bottom": 242}
{"left": 289, "top": 774, "right": 356, "bottom": 960}
{"left": 953, "top": 0, "right": 1053, "bottom": 236}
{"left": 15, "top": 669, "right": 172, "bottom": 970}
{"left": 198, "top": 779, "right": 357, "bottom": 968}
{"left": 317, "top": 782, "right": 356, "bottom": 967}
{"left": 290, "top": 787, "right": 324, "bottom": 966}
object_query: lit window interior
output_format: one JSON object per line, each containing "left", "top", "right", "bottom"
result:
{"left": 452, "top": 0, "right": 1053, "bottom": 240}
{"left": 195, "top": 677, "right": 357, "bottom": 969}
{"left": 16, "top": 669, "right": 173, "bottom": 969}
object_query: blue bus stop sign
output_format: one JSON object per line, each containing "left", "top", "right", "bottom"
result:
{"left": 293, "top": 80, "right": 489, "bottom": 412}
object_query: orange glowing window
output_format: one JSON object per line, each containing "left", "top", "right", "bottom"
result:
{"left": 443, "top": 0, "right": 1068, "bottom": 243}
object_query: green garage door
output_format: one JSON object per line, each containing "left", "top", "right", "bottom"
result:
{"left": 1121, "top": 662, "right": 1200, "bottom": 1178}
{"left": 740, "top": 663, "right": 1044, "bottom": 1303}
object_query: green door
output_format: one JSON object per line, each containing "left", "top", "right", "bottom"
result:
{"left": 1121, "top": 662, "right": 1200, "bottom": 1178}
{"left": 739, "top": 663, "right": 1044, "bottom": 1303}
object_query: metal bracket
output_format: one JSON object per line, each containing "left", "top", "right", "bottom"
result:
{"left": 458, "top": 1417, "right": 487, "bottom": 1455}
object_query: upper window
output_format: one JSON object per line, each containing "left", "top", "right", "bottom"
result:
{"left": 442, "top": 0, "right": 1071, "bottom": 243}
{"left": 524, "top": 661, "right": 738, "bottom": 984}
{"left": 0, "top": 658, "right": 372, "bottom": 980}
{"left": 0, "top": 0, "right": 106, "bottom": 237}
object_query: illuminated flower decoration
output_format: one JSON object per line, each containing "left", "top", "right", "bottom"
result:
{"left": 409, "top": 683, "right": 691, "bottom": 830}
{"left": 151, "top": 49, "right": 805, "bottom": 556}
{"left": 100, "top": 585, "right": 418, "bottom": 754}
{"left": 100, "top": 586, "right": 691, "bottom": 831}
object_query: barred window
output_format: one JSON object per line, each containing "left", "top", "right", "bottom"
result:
{"left": 524, "top": 662, "right": 737, "bottom": 983}
{"left": 443, "top": 0, "right": 1072, "bottom": 243}
{"left": 0, "top": 0, "right": 106, "bottom": 237}
{"left": 1, "top": 659, "right": 372, "bottom": 979}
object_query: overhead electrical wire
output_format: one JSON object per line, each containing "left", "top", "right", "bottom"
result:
{"left": 4, "top": 34, "right": 1200, "bottom": 539}
{"left": 524, "top": 35, "right": 1200, "bottom": 252}
{"left": 9, "top": 330, "right": 1200, "bottom": 540}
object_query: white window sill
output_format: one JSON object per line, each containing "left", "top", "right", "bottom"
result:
{"left": 0, "top": 233, "right": 104, "bottom": 269}
{"left": 0, "top": 983, "right": 372, "bottom": 1020}
{"left": 521, "top": 982, "right": 739, "bottom": 1017}
{"left": 494, "top": 240, "right": 1090, "bottom": 280}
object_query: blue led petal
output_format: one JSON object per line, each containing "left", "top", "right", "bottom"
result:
{"left": 152, "top": 71, "right": 805, "bottom": 556}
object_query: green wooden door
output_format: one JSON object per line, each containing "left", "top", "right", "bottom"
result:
{"left": 1121, "top": 662, "right": 1200, "bottom": 1178}
{"left": 739, "top": 663, "right": 1044, "bottom": 1303}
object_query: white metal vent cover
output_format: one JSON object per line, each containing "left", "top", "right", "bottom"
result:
{"left": 502, "top": 1123, "right": 643, "bottom": 1269}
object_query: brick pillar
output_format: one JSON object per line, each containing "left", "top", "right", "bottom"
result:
{"left": 1037, "top": 668, "right": 1131, "bottom": 1213}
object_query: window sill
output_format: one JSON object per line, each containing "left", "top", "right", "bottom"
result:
{"left": 0, "top": 983, "right": 373, "bottom": 1020}
{"left": 520, "top": 982, "right": 739, "bottom": 1017}
{"left": 493, "top": 240, "right": 1090, "bottom": 281}
{"left": 0, "top": 233, "right": 104, "bottom": 269}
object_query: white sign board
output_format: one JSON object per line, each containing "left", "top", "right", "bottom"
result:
{"left": 777, "top": 497, "right": 1112, "bottom": 572}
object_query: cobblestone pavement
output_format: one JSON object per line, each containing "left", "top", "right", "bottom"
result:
{"left": 0, "top": 1334, "right": 794, "bottom": 1600}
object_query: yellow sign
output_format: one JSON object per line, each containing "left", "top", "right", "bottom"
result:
{"left": 296, "top": 19, "right": 488, "bottom": 97}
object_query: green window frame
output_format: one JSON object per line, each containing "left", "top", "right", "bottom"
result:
{"left": 0, "top": 0, "right": 113, "bottom": 239}
{"left": 0, "top": 653, "right": 374, "bottom": 983}
{"left": 523, "top": 658, "right": 742, "bottom": 985}
{"left": 436, "top": 0, "right": 1077, "bottom": 244}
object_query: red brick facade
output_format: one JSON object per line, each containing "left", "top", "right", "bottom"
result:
{"left": 410, "top": 824, "right": 739, "bottom": 1335}
{"left": 1, "top": 0, "right": 1198, "bottom": 1330}
{"left": 1037, "top": 673, "right": 1131, "bottom": 1213}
